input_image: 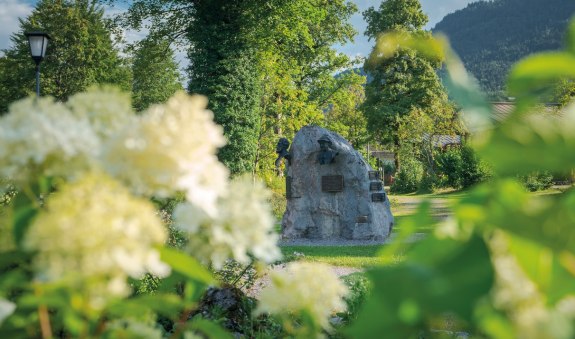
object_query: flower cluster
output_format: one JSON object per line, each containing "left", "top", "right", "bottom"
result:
{"left": 65, "top": 87, "right": 135, "bottom": 139}
{"left": 1, "top": 88, "right": 283, "bottom": 310}
{"left": 255, "top": 262, "right": 349, "bottom": 331}
{"left": 101, "top": 93, "right": 228, "bottom": 215}
{"left": 0, "top": 96, "right": 99, "bottom": 184}
{"left": 24, "top": 173, "right": 169, "bottom": 308}
{"left": 173, "top": 176, "right": 281, "bottom": 269}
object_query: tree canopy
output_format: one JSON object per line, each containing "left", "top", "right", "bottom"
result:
{"left": 0, "top": 0, "right": 130, "bottom": 113}
{"left": 362, "top": 0, "right": 456, "bottom": 170}
{"left": 131, "top": 36, "right": 182, "bottom": 112}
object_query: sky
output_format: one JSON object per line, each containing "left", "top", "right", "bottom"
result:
{"left": 0, "top": 0, "right": 479, "bottom": 61}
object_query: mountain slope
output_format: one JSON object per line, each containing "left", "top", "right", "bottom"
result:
{"left": 433, "top": 0, "right": 575, "bottom": 98}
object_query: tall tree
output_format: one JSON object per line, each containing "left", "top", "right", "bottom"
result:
{"left": 0, "top": 0, "right": 130, "bottom": 113}
{"left": 362, "top": 0, "right": 455, "bottom": 170}
{"left": 187, "top": 1, "right": 262, "bottom": 175}
{"left": 131, "top": 36, "right": 182, "bottom": 112}
{"left": 324, "top": 70, "right": 368, "bottom": 149}
{"left": 248, "top": 0, "right": 358, "bottom": 175}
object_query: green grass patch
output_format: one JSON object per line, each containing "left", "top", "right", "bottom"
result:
{"left": 534, "top": 186, "right": 572, "bottom": 196}
{"left": 280, "top": 245, "right": 403, "bottom": 268}
{"left": 392, "top": 215, "right": 435, "bottom": 233}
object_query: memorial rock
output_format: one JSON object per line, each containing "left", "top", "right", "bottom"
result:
{"left": 281, "top": 125, "right": 394, "bottom": 240}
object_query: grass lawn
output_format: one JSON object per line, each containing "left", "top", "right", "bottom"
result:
{"left": 280, "top": 245, "right": 403, "bottom": 268}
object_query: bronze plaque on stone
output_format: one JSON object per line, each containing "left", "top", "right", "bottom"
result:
{"left": 321, "top": 175, "right": 344, "bottom": 192}
{"left": 369, "top": 181, "right": 383, "bottom": 191}
{"left": 356, "top": 215, "right": 369, "bottom": 223}
{"left": 371, "top": 193, "right": 386, "bottom": 202}
{"left": 368, "top": 171, "right": 380, "bottom": 180}
{"left": 286, "top": 176, "right": 293, "bottom": 199}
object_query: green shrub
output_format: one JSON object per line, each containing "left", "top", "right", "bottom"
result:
{"left": 434, "top": 144, "right": 491, "bottom": 190}
{"left": 269, "top": 191, "right": 286, "bottom": 221}
{"left": 391, "top": 157, "right": 424, "bottom": 193}
{"left": 435, "top": 147, "right": 463, "bottom": 188}
{"left": 340, "top": 273, "right": 372, "bottom": 322}
{"left": 260, "top": 172, "right": 287, "bottom": 220}
{"left": 519, "top": 171, "right": 554, "bottom": 192}
{"left": 459, "top": 144, "right": 491, "bottom": 188}
{"left": 417, "top": 172, "right": 439, "bottom": 193}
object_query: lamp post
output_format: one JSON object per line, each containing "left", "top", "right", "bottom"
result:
{"left": 25, "top": 31, "right": 50, "bottom": 97}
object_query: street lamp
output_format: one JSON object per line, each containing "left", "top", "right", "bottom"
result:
{"left": 25, "top": 31, "right": 50, "bottom": 97}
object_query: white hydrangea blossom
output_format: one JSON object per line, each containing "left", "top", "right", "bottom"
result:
{"left": 0, "top": 97, "right": 99, "bottom": 184}
{"left": 66, "top": 87, "right": 136, "bottom": 139}
{"left": 173, "top": 177, "right": 281, "bottom": 269}
{"left": 255, "top": 262, "right": 349, "bottom": 330}
{"left": 24, "top": 173, "right": 169, "bottom": 308}
{"left": 101, "top": 92, "right": 228, "bottom": 215}
{"left": 0, "top": 299, "right": 16, "bottom": 326}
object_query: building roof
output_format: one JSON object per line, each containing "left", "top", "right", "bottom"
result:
{"left": 429, "top": 135, "right": 462, "bottom": 148}
{"left": 490, "top": 102, "right": 562, "bottom": 122}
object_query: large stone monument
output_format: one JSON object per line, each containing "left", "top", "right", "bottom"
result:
{"left": 280, "top": 125, "right": 394, "bottom": 241}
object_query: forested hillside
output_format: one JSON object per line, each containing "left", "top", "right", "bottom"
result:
{"left": 433, "top": 0, "right": 575, "bottom": 99}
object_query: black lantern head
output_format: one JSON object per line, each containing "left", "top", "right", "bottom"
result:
{"left": 25, "top": 31, "right": 51, "bottom": 64}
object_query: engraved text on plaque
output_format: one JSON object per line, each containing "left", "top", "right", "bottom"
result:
{"left": 321, "top": 175, "right": 344, "bottom": 192}
{"left": 371, "top": 193, "right": 386, "bottom": 202}
{"left": 369, "top": 181, "right": 383, "bottom": 191}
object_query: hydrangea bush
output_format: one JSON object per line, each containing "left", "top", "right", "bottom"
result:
{"left": 255, "top": 262, "right": 349, "bottom": 335}
{"left": 0, "top": 89, "right": 347, "bottom": 337}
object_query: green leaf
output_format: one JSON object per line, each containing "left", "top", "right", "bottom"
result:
{"left": 63, "top": 310, "right": 86, "bottom": 336}
{"left": 378, "top": 200, "right": 434, "bottom": 259}
{"left": 507, "top": 234, "right": 575, "bottom": 304}
{"left": 0, "top": 250, "right": 31, "bottom": 272}
{"left": 38, "top": 176, "right": 53, "bottom": 195}
{"left": 159, "top": 247, "right": 214, "bottom": 285}
{"left": 10, "top": 190, "right": 40, "bottom": 247}
{"left": 346, "top": 235, "right": 494, "bottom": 337}
{"left": 107, "top": 294, "right": 183, "bottom": 319}
{"left": 12, "top": 207, "right": 38, "bottom": 247}
{"left": 478, "top": 113, "right": 575, "bottom": 175}
{"left": 474, "top": 300, "right": 516, "bottom": 339}
{"left": 468, "top": 182, "right": 575, "bottom": 255}
{"left": 187, "top": 318, "right": 233, "bottom": 339}
{"left": 507, "top": 52, "right": 575, "bottom": 108}
{"left": 18, "top": 290, "right": 69, "bottom": 309}
{"left": 440, "top": 41, "right": 492, "bottom": 133}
